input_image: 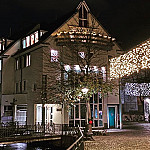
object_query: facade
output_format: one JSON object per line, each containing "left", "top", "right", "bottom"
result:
{"left": 1, "top": 1, "right": 121, "bottom": 128}
{"left": 110, "top": 38, "right": 150, "bottom": 122}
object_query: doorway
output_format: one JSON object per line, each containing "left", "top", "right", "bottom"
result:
{"left": 108, "top": 107, "right": 115, "bottom": 128}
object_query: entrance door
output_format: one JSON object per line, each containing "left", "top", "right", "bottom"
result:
{"left": 109, "top": 107, "right": 115, "bottom": 128}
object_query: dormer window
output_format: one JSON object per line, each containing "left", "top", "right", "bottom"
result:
{"left": 26, "top": 36, "right": 30, "bottom": 47}
{"left": 79, "top": 4, "right": 88, "bottom": 27}
{"left": 22, "top": 31, "right": 40, "bottom": 49}
{"left": 0, "top": 39, "right": 5, "bottom": 51}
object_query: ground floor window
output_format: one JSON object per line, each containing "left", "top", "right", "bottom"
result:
{"left": 15, "top": 105, "right": 27, "bottom": 125}
{"left": 35, "top": 104, "right": 53, "bottom": 125}
{"left": 69, "top": 93, "right": 103, "bottom": 127}
{"left": 2, "top": 105, "right": 13, "bottom": 123}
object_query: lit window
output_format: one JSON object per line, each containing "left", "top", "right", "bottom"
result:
{"left": 74, "top": 65, "right": 81, "bottom": 73}
{"left": 0, "top": 60, "right": 1, "bottom": 70}
{"left": 70, "top": 35, "right": 75, "bottom": 42}
{"left": 93, "top": 66, "right": 99, "bottom": 73}
{"left": 83, "top": 65, "right": 90, "bottom": 73}
{"left": 26, "top": 53, "right": 31, "bottom": 67}
{"left": 16, "top": 57, "right": 22, "bottom": 70}
{"left": 4, "top": 106, "right": 13, "bottom": 116}
{"left": 22, "top": 39, "right": 26, "bottom": 49}
{"left": 40, "top": 31, "right": 43, "bottom": 37}
{"left": 0, "top": 42, "right": 1, "bottom": 51}
{"left": 64, "top": 65, "right": 71, "bottom": 72}
{"left": 2, "top": 43, "right": 5, "bottom": 50}
{"left": 51, "top": 50, "right": 58, "bottom": 62}
{"left": 101, "top": 67, "right": 106, "bottom": 81}
{"left": 16, "top": 59, "right": 19, "bottom": 70}
{"left": 64, "top": 73, "right": 68, "bottom": 80}
{"left": 26, "top": 36, "right": 30, "bottom": 47}
{"left": 30, "top": 34, "right": 35, "bottom": 45}
{"left": 35, "top": 31, "right": 39, "bottom": 43}
{"left": 78, "top": 52, "right": 85, "bottom": 59}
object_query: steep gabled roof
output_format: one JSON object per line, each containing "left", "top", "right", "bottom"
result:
{"left": 1, "top": 0, "right": 122, "bottom": 57}
{"left": 77, "top": 0, "right": 90, "bottom": 12}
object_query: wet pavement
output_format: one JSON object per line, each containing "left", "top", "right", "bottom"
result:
{"left": 85, "top": 122, "right": 150, "bottom": 150}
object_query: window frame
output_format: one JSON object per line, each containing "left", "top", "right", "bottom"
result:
{"left": 50, "top": 49, "right": 58, "bottom": 62}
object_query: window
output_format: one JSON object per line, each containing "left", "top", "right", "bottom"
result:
{"left": 16, "top": 83, "right": 19, "bottom": 93}
{"left": 70, "top": 35, "right": 75, "bottom": 42}
{"left": 15, "top": 57, "right": 22, "bottom": 70}
{"left": 74, "top": 65, "right": 81, "bottom": 73}
{"left": 51, "top": 50, "right": 58, "bottom": 62}
{"left": 20, "top": 81, "right": 22, "bottom": 93}
{"left": 64, "top": 73, "right": 68, "bottom": 80}
{"left": 16, "top": 105, "right": 27, "bottom": 125}
{"left": 22, "top": 39, "right": 26, "bottom": 48}
{"left": 79, "top": 5, "right": 88, "bottom": 27}
{"left": 0, "top": 60, "right": 1, "bottom": 70}
{"left": 30, "top": 34, "right": 35, "bottom": 45}
{"left": 23, "top": 55, "right": 26, "bottom": 68}
{"left": 69, "top": 93, "right": 103, "bottom": 127}
{"left": 22, "top": 31, "right": 39, "bottom": 49}
{"left": 23, "top": 81, "right": 26, "bottom": 91}
{"left": 26, "top": 36, "right": 30, "bottom": 47}
{"left": 16, "top": 58, "right": 19, "bottom": 70}
{"left": 64, "top": 65, "right": 71, "bottom": 71}
{"left": 93, "top": 66, "right": 99, "bottom": 73}
{"left": 33, "top": 83, "right": 37, "bottom": 91}
{"left": 4, "top": 106, "right": 13, "bottom": 116}
{"left": 35, "top": 31, "right": 39, "bottom": 43}
{"left": 0, "top": 40, "right": 5, "bottom": 51}
{"left": 0, "top": 42, "right": 1, "bottom": 51}
{"left": 42, "top": 75, "right": 47, "bottom": 99}
{"left": 35, "top": 104, "right": 53, "bottom": 125}
{"left": 101, "top": 67, "right": 106, "bottom": 81}
{"left": 26, "top": 53, "right": 31, "bottom": 67}
{"left": 78, "top": 52, "right": 85, "bottom": 59}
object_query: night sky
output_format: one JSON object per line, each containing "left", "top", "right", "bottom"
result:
{"left": 0, "top": 0, "right": 150, "bottom": 50}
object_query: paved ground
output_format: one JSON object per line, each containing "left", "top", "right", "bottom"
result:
{"left": 84, "top": 122, "right": 150, "bottom": 150}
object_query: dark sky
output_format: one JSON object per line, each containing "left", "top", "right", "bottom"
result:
{"left": 0, "top": 0, "right": 150, "bottom": 50}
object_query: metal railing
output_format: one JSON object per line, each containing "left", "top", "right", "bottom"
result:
{"left": 0, "top": 122, "right": 82, "bottom": 139}
{"left": 67, "top": 126, "right": 84, "bottom": 150}
{"left": 0, "top": 122, "right": 63, "bottom": 138}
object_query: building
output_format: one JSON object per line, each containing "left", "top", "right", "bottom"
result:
{"left": 110, "top": 38, "right": 150, "bottom": 122}
{"left": 1, "top": 1, "right": 121, "bottom": 128}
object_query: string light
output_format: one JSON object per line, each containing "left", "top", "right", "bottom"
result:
{"left": 110, "top": 39, "right": 150, "bottom": 79}
{"left": 125, "top": 83, "right": 150, "bottom": 96}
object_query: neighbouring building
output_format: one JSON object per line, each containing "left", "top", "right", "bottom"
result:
{"left": 1, "top": 1, "right": 121, "bottom": 128}
{"left": 110, "top": 38, "right": 150, "bottom": 122}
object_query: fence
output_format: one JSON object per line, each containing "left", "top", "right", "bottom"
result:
{"left": 0, "top": 122, "right": 81, "bottom": 140}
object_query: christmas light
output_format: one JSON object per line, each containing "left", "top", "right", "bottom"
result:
{"left": 110, "top": 39, "right": 150, "bottom": 79}
{"left": 125, "top": 83, "right": 150, "bottom": 96}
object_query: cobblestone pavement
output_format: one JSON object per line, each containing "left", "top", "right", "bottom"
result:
{"left": 84, "top": 122, "right": 150, "bottom": 150}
